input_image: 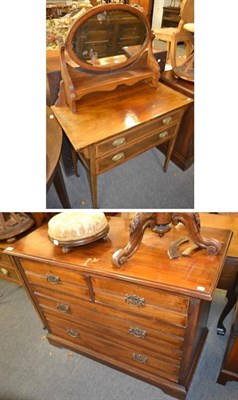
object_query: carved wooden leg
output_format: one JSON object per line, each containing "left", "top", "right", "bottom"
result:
{"left": 112, "top": 212, "right": 155, "bottom": 267}
{"left": 163, "top": 136, "right": 177, "bottom": 172}
{"left": 71, "top": 148, "right": 79, "bottom": 177}
{"left": 171, "top": 213, "right": 222, "bottom": 255}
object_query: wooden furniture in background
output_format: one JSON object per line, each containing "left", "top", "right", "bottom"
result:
{"left": 217, "top": 299, "right": 238, "bottom": 385}
{"left": 154, "top": 0, "right": 193, "bottom": 63}
{"left": 199, "top": 213, "right": 238, "bottom": 336}
{"left": 0, "top": 241, "right": 23, "bottom": 286}
{"left": 129, "top": 0, "right": 155, "bottom": 25}
{"left": 158, "top": 69, "right": 194, "bottom": 170}
{"left": 46, "top": 106, "right": 71, "bottom": 208}
{"left": 5, "top": 215, "right": 232, "bottom": 399}
{"left": 161, "top": 6, "right": 180, "bottom": 28}
{"left": 51, "top": 82, "right": 192, "bottom": 208}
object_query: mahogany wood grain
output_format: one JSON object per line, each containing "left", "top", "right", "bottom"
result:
{"left": 4, "top": 215, "right": 232, "bottom": 399}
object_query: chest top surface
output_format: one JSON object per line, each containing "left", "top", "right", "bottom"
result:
{"left": 5, "top": 216, "right": 232, "bottom": 301}
{"left": 51, "top": 82, "right": 193, "bottom": 151}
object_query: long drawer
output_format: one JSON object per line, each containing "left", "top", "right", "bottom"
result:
{"left": 95, "top": 109, "right": 182, "bottom": 157}
{"left": 20, "top": 259, "right": 91, "bottom": 299}
{"left": 96, "top": 124, "right": 177, "bottom": 174}
{"left": 46, "top": 313, "right": 181, "bottom": 383}
{"left": 34, "top": 288, "right": 184, "bottom": 360}
{"left": 34, "top": 286, "right": 185, "bottom": 338}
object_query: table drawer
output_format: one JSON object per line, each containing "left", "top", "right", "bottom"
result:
{"left": 91, "top": 277, "right": 188, "bottom": 327}
{"left": 96, "top": 124, "right": 177, "bottom": 173}
{"left": 95, "top": 109, "right": 181, "bottom": 157}
{"left": 20, "top": 259, "right": 91, "bottom": 299}
{"left": 47, "top": 315, "right": 180, "bottom": 382}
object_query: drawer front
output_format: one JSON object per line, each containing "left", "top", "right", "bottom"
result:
{"left": 35, "top": 289, "right": 184, "bottom": 360}
{"left": 91, "top": 277, "right": 188, "bottom": 316}
{"left": 47, "top": 314, "right": 180, "bottom": 382}
{"left": 0, "top": 265, "right": 21, "bottom": 283}
{"left": 96, "top": 109, "right": 181, "bottom": 157}
{"left": 35, "top": 286, "right": 185, "bottom": 339}
{"left": 20, "top": 259, "right": 91, "bottom": 299}
{"left": 96, "top": 124, "right": 177, "bottom": 173}
{"left": 0, "top": 251, "right": 12, "bottom": 267}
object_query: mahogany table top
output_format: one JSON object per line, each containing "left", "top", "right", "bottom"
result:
{"left": 5, "top": 216, "right": 232, "bottom": 302}
{"left": 51, "top": 82, "right": 193, "bottom": 152}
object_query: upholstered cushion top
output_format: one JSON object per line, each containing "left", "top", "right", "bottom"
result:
{"left": 48, "top": 212, "right": 108, "bottom": 242}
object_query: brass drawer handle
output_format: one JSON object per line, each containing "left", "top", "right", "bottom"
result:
{"left": 162, "top": 116, "right": 172, "bottom": 125}
{"left": 112, "top": 137, "right": 126, "bottom": 147}
{"left": 0, "top": 267, "right": 9, "bottom": 276}
{"left": 46, "top": 274, "right": 60, "bottom": 285}
{"left": 67, "top": 329, "right": 79, "bottom": 338}
{"left": 159, "top": 130, "right": 169, "bottom": 139}
{"left": 125, "top": 294, "right": 145, "bottom": 307}
{"left": 129, "top": 327, "right": 147, "bottom": 339}
{"left": 112, "top": 152, "right": 125, "bottom": 162}
{"left": 56, "top": 303, "right": 70, "bottom": 313}
{"left": 132, "top": 353, "right": 148, "bottom": 364}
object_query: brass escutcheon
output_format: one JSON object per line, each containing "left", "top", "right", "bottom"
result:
{"left": 162, "top": 116, "right": 172, "bottom": 125}
{"left": 0, "top": 267, "right": 9, "bottom": 276}
{"left": 159, "top": 130, "right": 169, "bottom": 139}
{"left": 56, "top": 303, "right": 70, "bottom": 313}
{"left": 46, "top": 274, "right": 60, "bottom": 284}
{"left": 129, "top": 327, "right": 147, "bottom": 338}
{"left": 112, "top": 152, "right": 125, "bottom": 162}
{"left": 67, "top": 329, "right": 79, "bottom": 338}
{"left": 125, "top": 294, "right": 145, "bottom": 307}
{"left": 132, "top": 353, "right": 148, "bottom": 364}
{"left": 112, "top": 137, "right": 126, "bottom": 147}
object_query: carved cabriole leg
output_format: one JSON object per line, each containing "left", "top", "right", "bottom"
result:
{"left": 171, "top": 213, "right": 222, "bottom": 255}
{"left": 112, "top": 212, "right": 222, "bottom": 268}
{"left": 112, "top": 212, "right": 155, "bottom": 267}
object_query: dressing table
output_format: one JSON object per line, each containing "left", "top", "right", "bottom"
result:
{"left": 50, "top": 4, "right": 193, "bottom": 208}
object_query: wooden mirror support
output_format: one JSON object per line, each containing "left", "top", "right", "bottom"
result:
{"left": 55, "top": 4, "right": 160, "bottom": 113}
{"left": 112, "top": 212, "right": 222, "bottom": 267}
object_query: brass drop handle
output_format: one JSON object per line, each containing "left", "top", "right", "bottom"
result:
{"left": 112, "top": 152, "right": 125, "bottom": 162}
{"left": 125, "top": 294, "right": 145, "bottom": 308}
{"left": 159, "top": 131, "right": 169, "bottom": 139}
{"left": 56, "top": 303, "right": 70, "bottom": 313}
{"left": 46, "top": 274, "right": 60, "bottom": 284}
{"left": 129, "top": 327, "right": 147, "bottom": 339}
{"left": 67, "top": 329, "right": 79, "bottom": 338}
{"left": 132, "top": 353, "right": 148, "bottom": 364}
{"left": 112, "top": 137, "right": 126, "bottom": 147}
{"left": 162, "top": 116, "right": 172, "bottom": 125}
{"left": 0, "top": 267, "right": 9, "bottom": 276}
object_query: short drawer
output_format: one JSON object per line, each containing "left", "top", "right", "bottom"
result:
{"left": 0, "top": 265, "right": 21, "bottom": 284}
{"left": 95, "top": 109, "right": 181, "bottom": 157}
{"left": 47, "top": 315, "right": 180, "bottom": 382}
{"left": 19, "top": 259, "right": 91, "bottom": 299}
{"left": 91, "top": 277, "right": 189, "bottom": 327}
{"left": 0, "top": 251, "right": 12, "bottom": 267}
{"left": 96, "top": 124, "right": 177, "bottom": 174}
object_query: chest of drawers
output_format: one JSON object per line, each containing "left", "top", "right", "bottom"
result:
{"left": 0, "top": 244, "right": 22, "bottom": 285}
{"left": 5, "top": 216, "right": 232, "bottom": 399}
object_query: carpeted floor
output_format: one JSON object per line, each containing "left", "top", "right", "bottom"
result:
{"left": 0, "top": 280, "right": 237, "bottom": 400}
{"left": 46, "top": 148, "right": 194, "bottom": 209}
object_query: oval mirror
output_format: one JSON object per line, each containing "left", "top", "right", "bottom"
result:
{"left": 65, "top": 4, "right": 150, "bottom": 72}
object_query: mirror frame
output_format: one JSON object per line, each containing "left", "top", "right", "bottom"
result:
{"left": 65, "top": 3, "right": 151, "bottom": 73}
